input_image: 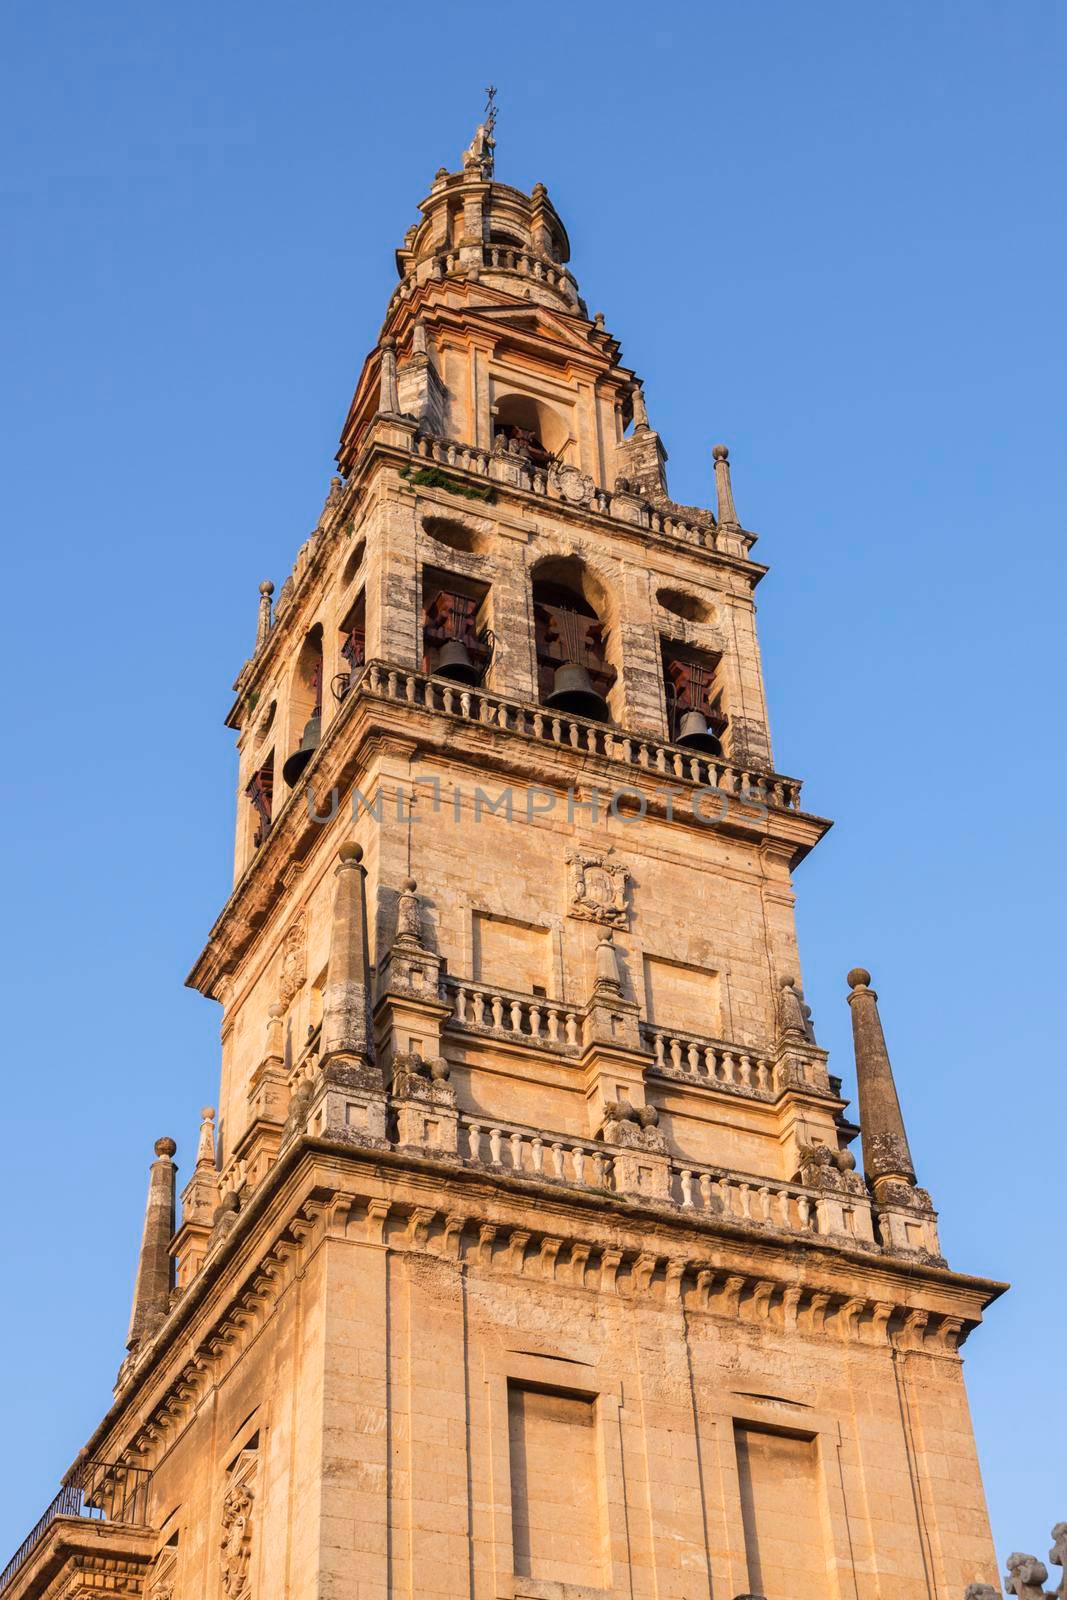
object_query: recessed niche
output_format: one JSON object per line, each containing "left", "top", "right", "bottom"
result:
{"left": 340, "top": 538, "right": 366, "bottom": 590}
{"left": 422, "top": 516, "right": 487, "bottom": 555}
{"left": 656, "top": 586, "right": 715, "bottom": 624}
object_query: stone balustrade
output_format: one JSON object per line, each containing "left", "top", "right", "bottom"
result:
{"left": 644, "top": 1025, "right": 776, "bottom": 1095}
{"left": 454, "top": 1110, "right": 864, "bottom": 1246}
{"left": 389, "top": 243, "right": 580, "bottom": 313}
{"left": 446, "top": 979, "right": 582, "bottom": 1051}
{"left": 460, "top": 1115, "right": 612, "bottom": 1190}
{"left": 359, "top": 660, "right": 804, "bottom": 812}
{"left": 671, "top": 1157, "right": 876, "bottom": 1245}
{"left": 409, "top": 431, "right": 730, "bottom": 554}
{"left": 671, "top": 1162, "right": 817, "bottom": 1232}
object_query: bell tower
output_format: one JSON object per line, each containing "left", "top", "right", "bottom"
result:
{"left": 2, "top": 124, "right": 1006, "bottom": 1600}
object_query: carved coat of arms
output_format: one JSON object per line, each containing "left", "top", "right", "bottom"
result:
{"left": 278, "top": 914, "right": 307, "bottom": 1007}
{"left": 566, "top": 852, "right": 629, "bottom": 928}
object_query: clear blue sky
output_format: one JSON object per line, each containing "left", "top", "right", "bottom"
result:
{"left": 1, "top": 0, "right": 1063, "bottom": 1573}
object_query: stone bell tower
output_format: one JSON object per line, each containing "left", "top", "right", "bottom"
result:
{"left": 2, "top": 122, "right": 1008, "bottom": 1600}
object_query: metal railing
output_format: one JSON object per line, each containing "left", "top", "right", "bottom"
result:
{"left": 0, "top": 1460, "right": 151, "bottom": 1595}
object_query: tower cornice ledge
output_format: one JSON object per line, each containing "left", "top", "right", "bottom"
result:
{"left": 75, "top": 1134, "right": 1007, "bottom": 1487}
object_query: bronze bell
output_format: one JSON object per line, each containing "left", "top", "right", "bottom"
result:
{"left": 675, "top": 707, "right": 722, "bottom": 756}
{"left": 544, "top": 662, "right": 610, "bottom": 721}
{"left": 282, "top": 712, "right": 322, "bottom": 786}
{"left": 435, "top": 638, "right": 481, "bottom": 684}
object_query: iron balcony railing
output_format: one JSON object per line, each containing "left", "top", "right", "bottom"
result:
{"left": 0, "top": 1459, "right": 151, "bottom": 1595}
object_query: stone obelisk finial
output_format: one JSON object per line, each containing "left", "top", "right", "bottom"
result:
{"left": 712, "top": 444, "right": 739, "bottom": 528}
{"left": 377, "top": 337, "right": 399, "bottom": 415}
{"left": 593, "top": 931, "right": 623, "bottom": 995}
{"left": 126, "top": 1137, "right": 177, "bottom": 1351}
{"left": 194, "top": 1107, "right": 216, "bottom": 1169}
{"left": 255, "top": 581, "right": 274, "bottom": 651}
{"left": 846, "top": 968, "right": 917, "bottom": 1194}
{"left": 321, "top": 842, "right": 374, "bottom": 1064}
{"left": 631, "top": 385, "right": 650, "bottom": 430}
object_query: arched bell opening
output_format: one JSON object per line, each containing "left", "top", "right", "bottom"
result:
{"left": 245, "top": 747, "right": 275, "bottom": 850}
{"left": 491, "top": 392, "right": 572, "bottom": 467}
{"left": 283, "top": 625, "right": 324, "bottom": 787}
{"left": 532, "top": 558, "right": 618, "bottom": 724}
{"left": 421, "top": 568, "right": 493, "bottom": 686}
{"left": 333, "top": 593, "right": 366, "bottom": 705}
{"left": 661, "top": 641, "right": 728, "bottom": 756}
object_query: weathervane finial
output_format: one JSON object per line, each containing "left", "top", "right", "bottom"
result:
{"left": 483, "top": 84, "right": 498, "bottom": 178}
{"left": 462, "top": 88, "right": 497, "bottom": 180}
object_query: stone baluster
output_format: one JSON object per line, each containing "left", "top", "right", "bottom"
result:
{"left": 680, "top": 1169, "right": 695, "bottom": 1208}
{"left": 551, "top": 1141, "right": 565, "bottom": 1179}
{"left": 510, "top": 1131, "right": 524, "bottom": 1171}
{"left": 489, "top": 1127, "right": 503, "bottom": 1164}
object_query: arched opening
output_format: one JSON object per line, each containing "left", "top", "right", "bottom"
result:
{"left": 283, "top": 626, "right": 323, "bottom": 787}
{"left": 661, "top": 640, "right": 728, "bottom": 755}
{"left": 421, "top": 568, "right": 493, "bottom": 685}
{"left": 333, "top": 593, "right": 366, "bottom": 704}
{"left": 656, "top": 587, "right": 716, "bottom": 625}
{"left": 492, "top": 392, "right": 571, "bottom": 466}
{"left": 245, "top": 748, "right": 275, "bottom": 850}
{"left": 531, "top": 557, "right": 617, "bottom": 723}
{"left": 340, "top": 537, "right": 366, "bottom": 592}
{"left": 423, "top": 515, "right": 488, "bottom": 556}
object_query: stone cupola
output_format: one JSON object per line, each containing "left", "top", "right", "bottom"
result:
{"left": 393, "top": 124, "right": 582, "bottom": 317}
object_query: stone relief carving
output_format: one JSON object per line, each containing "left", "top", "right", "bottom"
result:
{"left": 220, "top": 1445, "right": 258, "bottom": 1599}
{"left": 278, "top": 914, "right": 307, "bottom": 1007}
{"left": 549, "top": 463, "right": 595, "bottom": 506}
{"left": 146, "top": 1543, "right": 178, "bottom": 1600}
{"left": 777, "top": 976, "right": 816, "bottom": 1043}
{"left": 797, "top": 1142, "right": 866, "bottom": 1196}
{"left": 1050, "top": 1526, "right": 1067, "bottom": 1599}
{"left": 1004, "top": 1553, "right": 1050, "bottom": 1599}
{"left": 566, "top": 851, "right": 629, "bottom": 928}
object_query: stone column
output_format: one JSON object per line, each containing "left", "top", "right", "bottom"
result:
{"left": 846, "top": 967, "right": 916, "bottom": 1192}
{"left": 126, "top": 1136, "right": 177, "bottom": 1350}
{"left": 255, "top": 580, "right": 274, "bottom": 651}
{"left": 377, "top": 337, "right": 400, "bottom": 415}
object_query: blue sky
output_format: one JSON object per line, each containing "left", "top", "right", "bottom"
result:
{"left": 1, "top": 0, "right": 1063, "bottom": 1573}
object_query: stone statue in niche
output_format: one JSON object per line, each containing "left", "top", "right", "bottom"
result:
{"left": 567, "top": 851, "right": 629, "bottom": 929}
{"left": 278, "top": 914, "right": 307, "bottom": 1007}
